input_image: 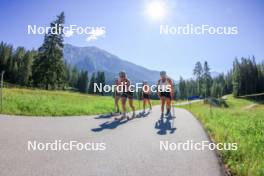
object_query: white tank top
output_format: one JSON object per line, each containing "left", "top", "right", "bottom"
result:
{"left": 159, "top": 79, "right": 169, "bottom": 86}
{"left": 158, "top": 78, "right": 170, "bottom": 92}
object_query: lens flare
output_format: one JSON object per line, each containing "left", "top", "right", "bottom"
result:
{"left": 145, "top": 1, "right": 168, "bottom": 21}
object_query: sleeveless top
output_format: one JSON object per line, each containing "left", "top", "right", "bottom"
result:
{"left": 158, "top": 78, "right": 171, "bottom": 92}
{"left": 118, "top": 78, "right": 131, "bottom": 92}
{"left": 142, "top": 84, "right": 150, "bottom": 94}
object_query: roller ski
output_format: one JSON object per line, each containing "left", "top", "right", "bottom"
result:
{"left": 114, "top": 112, "right": 128, "bottom": 121}
{"left": 128, "top": 111, "right": 137, "bottom": 119}
{"left": 138, "top": 110, "right": 145, "bottom": 116}
{"left": 171, "top": 101, "right": 176, "bottom": 128}
{"left": 148, "top": 107, "right": 152, "bottom": 112}
{"left": 165, "top": 108, "right": 171, "bottom": 119}
{"left": 171, "top": 101, "right": 176, "bottom": 119}
{"left": 111, "top": 111, "right": 121, "bottom": 116}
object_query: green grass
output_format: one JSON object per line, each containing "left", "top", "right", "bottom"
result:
{"left": 181, "top": 96, "right": 264, "bottom": 176}
{"left": 1, "top": 88, "right": 159, "bottom": 116}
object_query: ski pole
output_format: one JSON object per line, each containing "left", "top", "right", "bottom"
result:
{"left": 172, "top": 100, "right": 176, "bottom": 118}
{"left": 138, "top": 91, "right": 141, "bottom": 110}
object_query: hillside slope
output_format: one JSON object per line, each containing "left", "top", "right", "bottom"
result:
{"left": 64, "top": 44, "right": 160, "bottom": 84}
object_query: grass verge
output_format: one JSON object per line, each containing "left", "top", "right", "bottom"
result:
{"left": 1, "top": 88, "right": 159, "bottom": 116}
{"left": 180, "top": 96, "right": 264, "bottom": 176}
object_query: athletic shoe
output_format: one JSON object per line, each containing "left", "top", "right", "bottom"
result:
{"left": 115, "top": 116, "right": 124, "bottom": 120}
{"left": 165, "top": 109, "right": 171, "bottom": 116}
{"left": 131, "top": 112, "right": 136, "bottom": 119}
{"left": 115, "top": 112, "right": 126, "bottom": 120}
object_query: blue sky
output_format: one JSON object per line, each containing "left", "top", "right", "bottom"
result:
{"left": 0, "top": 0, "right": 264, "bottom": 79}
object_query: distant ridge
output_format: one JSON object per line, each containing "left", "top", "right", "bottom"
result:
{"left": 63, "top": 44, "right": 160, "bottom": 84}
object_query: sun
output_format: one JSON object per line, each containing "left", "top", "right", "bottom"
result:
{"left": 145, "top": 1, "right": 168, "bottom": 21}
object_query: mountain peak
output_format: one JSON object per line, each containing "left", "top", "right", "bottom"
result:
{"left": 63, "top": 44, "right": 160, "bottom": 84}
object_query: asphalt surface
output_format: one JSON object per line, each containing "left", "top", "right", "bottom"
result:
{"left": 174, "top": 99, "right": 203, "bottom": 106}
{"left": 0, "top": 106, "right": 225, "bottom": 176}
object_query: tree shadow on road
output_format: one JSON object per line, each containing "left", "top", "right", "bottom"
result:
{"left": 155, "top": 116, "right": 176, "bottom": 135}
{"left": 91, "top": 119, "right": 129, "bottom": 132}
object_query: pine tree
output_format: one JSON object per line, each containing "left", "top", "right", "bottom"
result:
{"left": 77, "top": 70, "right": 88, "bottom": 93}
{"left": 13, "top": 47, "right": 26, "bottom": 83}
{"left": 232, "top": 56, "right": 262, "bottom": 97}
{"left": 0, "top": 42, "right": 12, "bottom": 72}
{"left": 98, "top": 71, "right": 105, "bottom": 95}
{"left": 179, "top": 76, "right": 187, "bottom": 99}
{"left": 70, "top": 67, "right": 79, "bottom": 88}
{"left": 88, "top": 73, "right": 96, "bottom": 94}
{"left": 202, "top": 61, "right": 212, "bottom": 97}
{"left": 193, "top": 61, "right": 203, "bottom": 96}
{"left": 232, "top": 58, "right": 240, "bottom": 97}
{"left": 224, "top": 70, "right": 233, "bottom": 95}
{"left": 0, "top": 42, "right": 13, "bottom": 81}
{"left": 211, "top": 81, "right": 223, "bottom": 98}
{"left": 32, "top": 12, "right": 66, "bottom": 89}
{"left": 19, "top": 51, "right": 35, "bottom": 86}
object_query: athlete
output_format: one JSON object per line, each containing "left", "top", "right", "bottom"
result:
{"left": 157, "top": 71, "right": 174, "bottom": 117}
{"left": 113, "top": 77, "right": 120, "bottom": 115}
{"left": 116, "top": 71, "right": 136, "bottom": 120}
{"left": 142, "top": 81, "right": 152, "bottom": 113}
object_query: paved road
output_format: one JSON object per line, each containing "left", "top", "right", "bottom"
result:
{"left": 0, "top": 106, "right": 225, "bottom": 176}
{"left": 174, "top": 99, "right": 203, "bottom": 106}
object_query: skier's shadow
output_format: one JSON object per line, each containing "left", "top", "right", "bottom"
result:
{"left": 91, "top": 119, "right": 128, "bottom": 132}
{"left": 94, "top": 114, "right": 112, "bottom": 119}
{"left": 138, "top": 111, "right": 151, "bottom": 118}
{"left": 155, "top": 116, "right": 176, "bottom": 135}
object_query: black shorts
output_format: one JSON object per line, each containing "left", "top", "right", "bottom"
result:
{"left": 121, "top": 92, "right": 133, "bottom": 99}
{"left": 160, "top": 92, "right": 171, "bottom": 99}
{"left": 114, "top": 91, "right": 121, "bottom": 97}
{"left": 143, "top": 93, "right": 150, "bottom": 99}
